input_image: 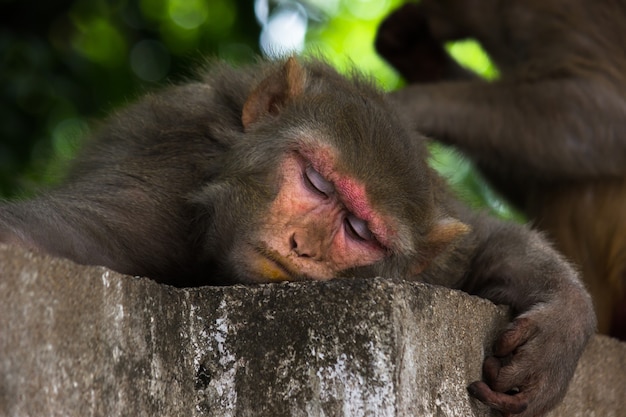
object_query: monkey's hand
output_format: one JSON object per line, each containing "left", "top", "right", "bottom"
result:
{"left": 375, "top": 3, "right": 454, "bottom": 83}
{"left": 460, "top": 220, "right": 596, "bottom": 416}
{"left": 468, "top": 282, "right": 595, "bottom": 416}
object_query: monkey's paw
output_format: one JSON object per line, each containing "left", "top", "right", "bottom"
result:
{"left": 375, "top": 3, "right": 449, "bottom": 83}
{"left": 468, "top": 314, "right": 588, "bottom": 417}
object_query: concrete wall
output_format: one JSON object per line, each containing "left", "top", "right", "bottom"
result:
{"left": 0, "top": 244, "right": 624, "bottom": 416}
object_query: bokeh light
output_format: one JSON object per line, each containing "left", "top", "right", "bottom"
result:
{"left": 257, "top": 0, "right": 308, "bottom": 58}
{"left": 130, "top": 40, "right": 171, "bottom": 82}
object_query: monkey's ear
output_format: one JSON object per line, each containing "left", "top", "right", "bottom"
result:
{"left": 412, "top": 218, "right": 470, "bottom": 275}
{"left": 242, "top": 57, "right": 307, "bottom": 131}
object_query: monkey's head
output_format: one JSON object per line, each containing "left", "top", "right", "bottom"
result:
{"left": 195, "top": 57, "right": 469, "bottom": 284}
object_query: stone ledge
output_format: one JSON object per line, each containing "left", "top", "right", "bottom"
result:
{"left": 0, "top": 244, "right": 624, "bottom": 416}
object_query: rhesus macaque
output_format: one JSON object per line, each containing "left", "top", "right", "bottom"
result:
{"left": 376, "top": 1, "right": 626, "bottom": 341}
{"left": 0, "top": 57, "right": 594, "bottom": 416}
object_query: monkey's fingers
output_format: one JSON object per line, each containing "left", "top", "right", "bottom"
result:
{"left": 468, "top": 381, "right": 529, "bottom": 416}
{"left": 482, "top": 356, "right": 504, "bottom": 386}
{"left": 482, "top": 355, "right": 530, "bottom": 394}
{"left": 494, "top": 317, "right": 537, "bottom": 357}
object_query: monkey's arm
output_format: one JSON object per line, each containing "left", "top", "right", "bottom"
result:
{"left": 0, "top": 197, "right": 125, "bottom": 269}
{"left": 457, "top": 212, "right": 596, "bottom": 416}
{"left": 0, "top": 187, "right": 193, "bottom": 281}
{"left": 377, "top": 2, "right": 626, "bottom": 181}
{"left": 389, "top": 78, "right": 626, "bottom": 180}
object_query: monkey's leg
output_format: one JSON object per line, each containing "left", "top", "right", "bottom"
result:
{"left": 531, "top": 179, "right": 626, "bottom": 339}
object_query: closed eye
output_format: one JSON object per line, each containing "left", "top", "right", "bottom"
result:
{"left": 304, "top": 165, "right": 334, "bottom": 197}
{"left": 344, "top": 214, "right": 374, "bottom": 242}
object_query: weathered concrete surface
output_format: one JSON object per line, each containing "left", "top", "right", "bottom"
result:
{"left": 0, "top": 244, "right": 624, "bottom": 417}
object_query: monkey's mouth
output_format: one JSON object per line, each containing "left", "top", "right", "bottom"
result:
{"left": 251, "top": 244, "right": 309, "bottom": 282}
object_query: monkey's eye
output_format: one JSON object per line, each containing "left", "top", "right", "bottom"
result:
{"left": 304, "top": 165, "right": 334, "bottom": 197}
{"left": 344, "top": 214, "right": 374, "bottom": 242}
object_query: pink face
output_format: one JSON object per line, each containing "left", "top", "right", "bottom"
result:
{"left": 240, "top": 150, "right": 391, "bottom": 282}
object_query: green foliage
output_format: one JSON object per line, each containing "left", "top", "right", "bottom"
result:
{"left": 303, "top": 0, "right": 404, "bottom": 90}
{"left": 0, "top": 0, "right": 258, "bottom": 197}
{"left": 446, "top": 39, "right": 499, "bottom": 80}
{"left": 72, "top": 17, "right": 127, "bottom": 67}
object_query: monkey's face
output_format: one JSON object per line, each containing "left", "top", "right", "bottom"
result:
{"left": 218, "top": 57, "right": 467, "bottom": 284}
{"left": 233, "top": 149, "right": 395, "bottom": 283}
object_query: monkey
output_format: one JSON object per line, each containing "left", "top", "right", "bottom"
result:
{"left": 375, "top": 1, "right": 626, "bottom": 341}
{"left": 0, "top": 56, "right": 594, "bottom": 416}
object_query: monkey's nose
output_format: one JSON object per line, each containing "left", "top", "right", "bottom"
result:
{"left": 290, "top": 232, "right": 318, "bottom": 258}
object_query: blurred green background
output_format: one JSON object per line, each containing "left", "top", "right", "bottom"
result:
{"left": 0, "top": 0, "right": 517, "bottom": 219}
